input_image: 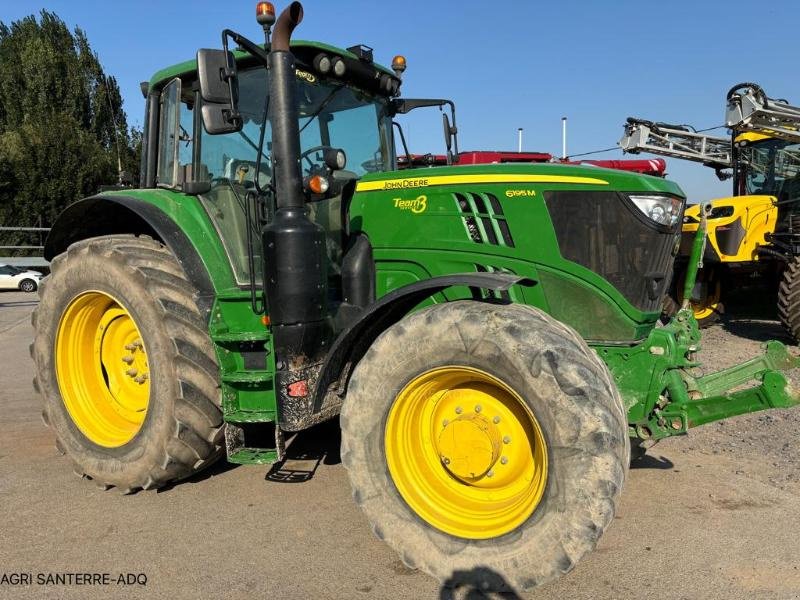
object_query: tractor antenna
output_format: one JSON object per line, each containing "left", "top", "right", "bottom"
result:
{"left": 256, "top": 2, "right": 277, "bottom": 46}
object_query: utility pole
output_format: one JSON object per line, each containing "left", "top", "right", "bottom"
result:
{"left": 517, "top": 128, "right": 523, "bottom": 153}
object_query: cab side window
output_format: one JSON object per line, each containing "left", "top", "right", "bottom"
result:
{"left": 157, "top": 78, "right": 196, "bottom": 188}
{"left": 157, "top": 79, "right": 180, "bottom": 187}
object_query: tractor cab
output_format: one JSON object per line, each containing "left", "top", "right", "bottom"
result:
{"left": 142, "top": 41, "right": 401, "bottom": 288}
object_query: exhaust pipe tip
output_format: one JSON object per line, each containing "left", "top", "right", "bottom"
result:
{"left": 272, "top": 1, "right": 303, "bottom": 51}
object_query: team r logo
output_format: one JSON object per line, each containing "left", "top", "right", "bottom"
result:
{"left": 393, "top": 195, "right": 428, "bottom": 214}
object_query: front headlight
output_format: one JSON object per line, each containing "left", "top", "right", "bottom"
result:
{"left": 628, "top": 194, "right": 683, "bottom": 228}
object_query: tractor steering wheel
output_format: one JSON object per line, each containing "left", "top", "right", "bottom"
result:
{"left": 300, "top": 145, "right": 335, "bottom": 174}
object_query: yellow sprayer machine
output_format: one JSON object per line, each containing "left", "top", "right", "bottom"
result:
{"left": 620, "top": 83, "right": 800, "bottom": 335}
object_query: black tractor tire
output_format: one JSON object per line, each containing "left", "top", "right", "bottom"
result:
{"left": 31, "top": 235, "right": 224, "bottom": 492}
{"left": 662, "top": 293, "right": 724, "bottom": 328}
{"left": 19, "top": 278, "right": 37, "bottom": 293}
{"left": 340, "top": 301, "right": 629, "bottom": 592}
{"left": 694, "top": 300, "right": 724, "bottom": 328}
{"left": 778, "top": 256, "right": 800, "bottom": 343}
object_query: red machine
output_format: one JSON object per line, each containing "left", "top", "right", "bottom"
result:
{"left": 398, "top": 151, "right": 667, "bottom": 177}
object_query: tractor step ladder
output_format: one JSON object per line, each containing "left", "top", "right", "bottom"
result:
{"left": 619, "top": 118, "right": 733, "bottom": 170}
{"left": 210, "top": 294, "right": 282, "bottom": 466}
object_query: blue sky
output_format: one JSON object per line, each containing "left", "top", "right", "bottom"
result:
{"left": 3, "top": 0, "right": 799, "bottom": 202}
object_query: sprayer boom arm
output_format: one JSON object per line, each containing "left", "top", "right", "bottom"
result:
{"left": 619, "top": 118, "right": 732, "bottom": 170}
{"left": 726, "top": 83, "right": 800, "bottom": 144}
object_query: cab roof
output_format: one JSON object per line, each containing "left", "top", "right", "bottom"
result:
{"left": 149, "top": 40, "right": 395, "bottom": 89}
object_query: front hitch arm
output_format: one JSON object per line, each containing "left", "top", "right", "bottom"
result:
{"left": 681, "top": 203, "right": 708, "bottom": 313}
{"left": 662, "top": 341, "right": 800, "bottom": 432}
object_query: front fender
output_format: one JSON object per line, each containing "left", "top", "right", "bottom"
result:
{"left": 311, "top": 273, "right": 536, "bottom": 412}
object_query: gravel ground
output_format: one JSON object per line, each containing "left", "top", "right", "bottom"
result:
{"left": 1, "top": 289, "right": 799, "bottom": 600}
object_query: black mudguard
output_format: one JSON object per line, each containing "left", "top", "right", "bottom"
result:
{"left": 311, "top": 273, "right": 536, "bottom": 412}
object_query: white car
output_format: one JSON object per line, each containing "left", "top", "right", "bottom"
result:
{"left": 0, "top": 264, "right": 43, "bottom": 292}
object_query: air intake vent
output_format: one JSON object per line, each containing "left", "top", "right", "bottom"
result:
{"left": 454, "top": 193, "right": 515, "bottom": 247}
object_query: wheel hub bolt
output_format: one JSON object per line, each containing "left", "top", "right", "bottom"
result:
{"left": 442, "top": 419, "right": 449, "bottom": 428}
{"left": 503, "top": 435, "right": 511, "bottom": 444}
{"left": 121, "top": 355, "right": 134, "bottom": 364}
{"left": 125, "top": 368, "right": 138, "bottom": 378}
{"left": 133, "top": 373, "right": 148, "bottom": 384}
{"left": 441, "top": 456, "right": 450, "bottom": 465}
{"left": 455, "top": 406, "right": 463, "bottom": 415}
{"left": 474, "top": 405, "right": 482, "bottom": 413}
{"left": 500, "top": 456, "right": 508, "bottom": 465}
{"left": 486, "top": 470, "right": 494, "bottom": 478}
{"left": 493, "top": 416, "right": 501, "bottom": 424}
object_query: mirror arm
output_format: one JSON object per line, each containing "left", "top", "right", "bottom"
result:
{"left": 218, "top": 33, "right": 243, "bottom": 128}
{"left": 392, "top": 121, "right": 411, "bottom": 168}
{"left": 221, "top": 29, "right": 270, "bottom": 64}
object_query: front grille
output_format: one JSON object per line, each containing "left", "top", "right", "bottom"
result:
{"left": 454, "top": 193, "right": 515, "bottom": 247}
{"left": 543, "top": 191, "right": 678, "bottom": 312}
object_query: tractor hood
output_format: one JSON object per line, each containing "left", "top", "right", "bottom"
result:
{"left": 355, "top": 162, "right": 686, "bottom": 197}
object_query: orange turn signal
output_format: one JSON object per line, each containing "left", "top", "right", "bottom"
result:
{"left": 307, "top": 175, "right": 329, "bottom": 195}
{"left": 261, "top": 315, "right": 271, "bottom": 326}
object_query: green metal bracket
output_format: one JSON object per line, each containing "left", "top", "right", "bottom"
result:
{"left": 667, "top": 370, "right": 798, "bottom": 429}
{"left": 659, "top": 342, "right": 800, "bottom": 435}
{"left": 695, "top": 341, "right": 800, "bottom": 397}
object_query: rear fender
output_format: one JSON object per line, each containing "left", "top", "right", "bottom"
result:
{"left": 44, "top": 195, "right": 217, "bottom": 318}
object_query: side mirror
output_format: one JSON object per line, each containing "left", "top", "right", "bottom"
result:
{"left": 443, "top": 113, "right": 458, "bottom": 164}
{"left": 442, "top": 113, "right": 453, "bottom": 153}
{"left": 197, "top": 49, "right": 242, "bottom": 134}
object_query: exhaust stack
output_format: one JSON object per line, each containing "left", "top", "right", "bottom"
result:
{"left": 262, "top": 2, "right": 331, "bottom": 363}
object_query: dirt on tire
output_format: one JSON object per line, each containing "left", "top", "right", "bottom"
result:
{"left": 31, "top": 235, "right": 224, "bottom": 493}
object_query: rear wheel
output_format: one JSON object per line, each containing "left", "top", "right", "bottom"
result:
{"left": 31, "top": 235, "right": 223, "bottom": 492}
{"left": 341, "top": 301, "right": 628, "bottom": 591}
{"left": 778, "top": 256, "right": 800, "bottom": 342}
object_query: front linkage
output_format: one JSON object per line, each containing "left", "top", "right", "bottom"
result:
{"left": 603, "top": 204, "right": 800, "bottom": 448}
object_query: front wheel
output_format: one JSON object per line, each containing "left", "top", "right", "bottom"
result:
{"left": 340, "top": 301, "right": 628, "bottom": 591}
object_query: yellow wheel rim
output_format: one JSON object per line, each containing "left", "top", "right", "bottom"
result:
{"left": 55, "top": 291, "right": 150, "bottom": 447}
{"left": 679, "top": 274, "right": 722, "bottom": 320}
{"left": 385, "top": 366, "right": 548, "bottom": 539}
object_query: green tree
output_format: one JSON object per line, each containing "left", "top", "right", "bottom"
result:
{"left": 0, "top": 10, "right": 139, "bottom": 250}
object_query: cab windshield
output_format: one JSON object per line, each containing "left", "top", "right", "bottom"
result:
{"left": 200, "top": 66, "right": 393, "bottom": 189}
{"left": 195, "top": 66, "right": 393, "bottom": 284}
{"left": 741, "top": 138, "right": 800, "bottom": 202}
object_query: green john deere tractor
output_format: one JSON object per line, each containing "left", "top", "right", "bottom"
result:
{"left": 31, "top": 2, "right": 800, "bottom": 591}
